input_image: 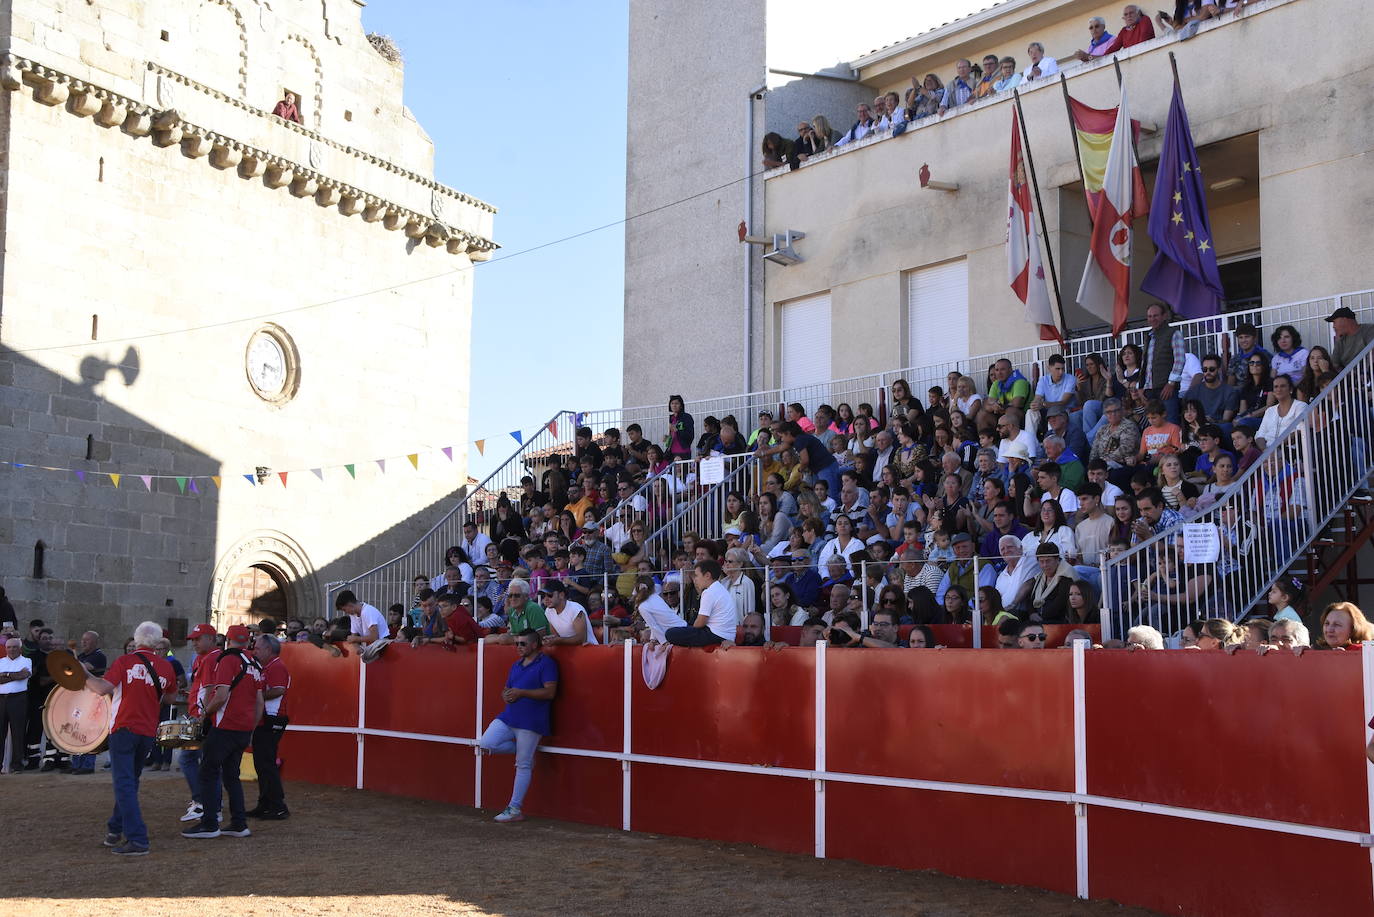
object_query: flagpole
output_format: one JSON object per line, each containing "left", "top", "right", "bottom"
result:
{"left": 1110, "top": 56, "right": 1144, "bottom": 170}
{"left": 1013, "top": 89, "right": 1070, "bottom": 338}
{"left": 1058, "top": 74, "right": 1096, "bottom": 229}
{"left": 1167, "top": 50, "right": 1181, "bottom": 88}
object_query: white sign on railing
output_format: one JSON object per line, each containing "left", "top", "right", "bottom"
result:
{"left": 698, "top": 456, "right": 725, "bottom": 486}
{"left": 1181, "top": 524, "right": 1220, "bottom": 564}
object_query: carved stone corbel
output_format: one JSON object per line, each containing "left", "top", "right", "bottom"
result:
{"left": 68, "top": 88, "right": 101, "bottom": 117}
{"left": 424, "top": 222, "right": 451, "bottom": 247}
{"left": 34, "top": 77, "right": 69, "bottom": 106}
{"left": 382, "top": 210, "right": 405, "bottom": 231}
{"left": 181, "top": 132, "right": 212, "bottom": 158}
{"left": 153, "top": 125, "right": 182, "bottom": 147}
{"left": 339, "top": 193, "right": 364, "bottom": 216}
{"left": 264, "top": 163, "right": 293, "bottom": 188}
{"left": 404, "top": 219, "right": 428, "bottom": 239}
{"left": 289, "top": 174, "right": 319, "bottom": 198}
{"left": 315, "top": 184, "right": 340, "bottom": 207}
{"left": 469, "top": 247, "right": 494, "bottom": 263}
{"left": 211, "top": 142, "right": 243, "bottom": 170}
{"left": 95, "top": 100, "right": 127, "bottom": 127}
{"left": 362, "top": 201, "right": 387, "bottom": 223}
{"left": 0, "top": 59, "right": 21, "bottom": 91}
{"left": 446, "top": 238, "right": 471, "bottom": 255}
{"left": 123, "top": 109, "right": 152, "bottom": 136}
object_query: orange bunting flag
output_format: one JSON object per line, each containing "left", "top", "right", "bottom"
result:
{"left": 548, "top": 420, "right": 558, "bottom": 438}
{"left": 407, "top": 453, "right": 419, "bottom": 470}
{"left": 108, "top": 473, "right": 121, "bottom": 488}
{"left": 210, "top": 476, "right": 222, "bottom": 488}
{"left": 474, "top": 440, "right": 485, "bottom": 456}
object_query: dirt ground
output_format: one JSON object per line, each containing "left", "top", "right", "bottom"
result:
{"left": 0, "top": 769, "right": 1157, "bottom": 916}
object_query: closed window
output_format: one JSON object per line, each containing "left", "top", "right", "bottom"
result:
{"left": 779, "top": 293, "right": 831, "bottom": 390}
{"left": 906, "top": 260, "right": 969, "bottom": 369}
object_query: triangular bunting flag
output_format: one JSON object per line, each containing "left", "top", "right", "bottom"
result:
{"left": 474, "top": 440, "right": 485, "bottom": 456}
{"left": 345, "top": 464, "right": 356, "bottom": 479}
{"left": 140, "top": 475, "right": 153, "bottom": 491}
{"left": 108, "top": 473, "right": 121, "bottom": 488}
{"left": 74, "top": 470, "right": 85, "bottom": 482}
{"left": 244, "top": 474, "right": 256, "bottom": 486}
{"left": 442, "top": 446, "right": 454, "bottom": 462}
{"left": 14, "top": 463, "right": 26, "bottom": 469}
{"left": 548, "top": 420, "right": 558, "bottom": 438}
{"left": 376, "top": 459, "right": 387, "bottom": 473}
{"left": 211, "top": 476, "right": 222, "bottom": 488}
{"left": 189, "top": 479, "right": 199, "bottom": 494}
{"left": 175, "top": 476, "right": 188, "bottom": 494}
{"left": 278, "top": 471, "right": 289, "bottom": 487}
{"left": 407, "top": 453, "right": 419, "bottom": 470}
{"left": 312, "top": 468, "right": 324, "bottom": 482}
{"left": 574, "top": 412, "right": 585, "bottom": 427}
{"left": 509, "top": 430, "right": 523, "bottom": 445}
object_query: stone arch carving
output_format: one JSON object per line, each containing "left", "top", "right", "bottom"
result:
{"left": 284, "top": 33, "right": 324, "bottom": 130}
{"left": 208, "top": 529, "right": 320, "bottom": 627}
{"left": 203, "top": 0, "right": 249, "bottom": 97}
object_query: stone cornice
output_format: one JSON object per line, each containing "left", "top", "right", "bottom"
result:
{"left": 144, "top": 61, "right": 496, "bottom": 216}
{"left": 1, "top": 52, "right": 497, "bottom": 260}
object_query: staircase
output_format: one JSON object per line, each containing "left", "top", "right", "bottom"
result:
{"left": 1101, "top": 336, "right": 1374, "bottom": 638}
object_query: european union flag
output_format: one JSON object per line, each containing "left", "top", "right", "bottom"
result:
{"left": 1140, "top": 81, "right": 1225, "bottom": 319}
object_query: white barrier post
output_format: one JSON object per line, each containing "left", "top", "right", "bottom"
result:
{"left": 356, "top": 651, "right": 367, "bottom": 791}
{"left": 623, "top": 638, "right": 633, "bottom": 832}
{"left": 859, "top": 560, "right": 869, "bottom": 631}
{"left": 972, "top": 556, "right": 982, "bottom": 648}
{"left": 814, "top": 639, "right": 827, "bottom": 859}
{"left": 1073, "top": 638, "right": 1089, "bottom": 899}
{"left": 474, "top": 637, "right": 485, "bottom": 809}
{"left": 603, "top": 573, "right": 611, "bottom": 644}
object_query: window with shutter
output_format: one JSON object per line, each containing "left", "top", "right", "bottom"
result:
{"left": 906, "top": 260, "right": 969, "bottom": 370}
{"left": 779, "top": 293, "right": 832, "bottom": 390}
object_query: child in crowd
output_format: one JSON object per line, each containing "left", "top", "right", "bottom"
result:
{"left": 521, "top": 545, "right": 549, "bottom": 594}
{"left": 1136, "top": 400, "right": 1182, "bottom": 467}
{"left": 1231, "top": 426, "right": 1261, "bottom": 474}
{"left": 924, "top": 528, "right": 955, "bottom": 562}
{"left": 1155, "top": 454, "right": 1198, "bottom": 512}
{"left": 1189, "top": 424, "right": 1232, "bottom": 483}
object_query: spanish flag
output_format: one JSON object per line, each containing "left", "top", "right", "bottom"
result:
{"left": 1067, "top": 95, "right": 1141, "bottom": 215}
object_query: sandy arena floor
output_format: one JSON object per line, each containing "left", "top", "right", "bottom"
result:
{"left": 0, "top": 768, "right": 1157, "bottom": 916}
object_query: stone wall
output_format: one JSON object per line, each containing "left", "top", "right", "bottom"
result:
{"left": 0, "top": 0, "right": 494, "bottom": 639}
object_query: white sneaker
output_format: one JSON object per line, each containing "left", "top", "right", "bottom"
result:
{"left": 493, "top": 806, "right": 525, "bottom": 823}
{"left": 180, "top": 802, "right": 204, "bottom": 823}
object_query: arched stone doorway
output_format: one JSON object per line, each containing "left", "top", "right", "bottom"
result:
{"left": 221, "top": 564, "right": 289, "bottom": 630}
{"left": 208, "top": 531, "right": 319, "bottom": 631}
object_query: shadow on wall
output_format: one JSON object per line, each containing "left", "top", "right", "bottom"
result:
{"left": 0, "top": 345, "right": 220, "bottom": 642}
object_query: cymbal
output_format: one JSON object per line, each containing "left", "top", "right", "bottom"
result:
{"left": 47, "top": 649, "right": 89, "bottom": 691}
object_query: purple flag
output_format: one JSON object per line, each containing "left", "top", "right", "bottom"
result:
{"left": 1140, "top": 81, "right": 1224, "bottom": 318}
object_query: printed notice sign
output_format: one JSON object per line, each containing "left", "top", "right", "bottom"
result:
{"left": 1182, "top": 523, "right": 1220, "bottom": 564}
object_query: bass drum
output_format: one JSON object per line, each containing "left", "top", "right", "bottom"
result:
{"left": 41, "top": 686, "right": 113, "bottom": 755}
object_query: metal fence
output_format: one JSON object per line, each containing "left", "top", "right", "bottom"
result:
{"left": 1101, "top": 334, "right": 1374, "bottom": 637}
{"left": 640, "top": 455, "right": 761, "bottom": 565}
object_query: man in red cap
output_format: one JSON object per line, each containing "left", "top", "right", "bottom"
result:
{"left": 182, "top": 624, "right": 262, "bottom": 840}
{"left": 178, "top": 623, "right": 220, "bottom": 824}
{"left": 84, "top": 621, "right": 177, "bottom": 856}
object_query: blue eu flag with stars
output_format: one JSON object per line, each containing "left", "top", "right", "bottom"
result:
{"left": 1140, "top": 81, "right": 1225, "bottom": 319}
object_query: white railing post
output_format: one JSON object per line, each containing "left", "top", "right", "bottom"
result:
{"left": 474, "top": 637, "right": 485, "bottom": 809}
{"left": 859, "top": 560, "right": 869, "bottom": 631}
{"left": 814, "top": 639, "right": 827, "bottom": 860}
{"left": 972, "top": 556, "right": 982, "bottom": 647}
{"left": 1099, "top": 555, "right": 1112, "bottom": 643}
{"left": 1073, "top": 638, "right": 1089, "bottom": 899}
{"left": 602, "top": 573, "right": 611, "bottom": 644}
{"left": 356, "top": 652, "right": 367, "bottom": 791}
{"left": 1298, "top": 418, "right": 1320, "bottom": 543}
{"left": 623, "top": 638, "right": 633, "bottom": 832}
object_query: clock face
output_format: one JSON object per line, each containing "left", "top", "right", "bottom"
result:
{"left": 245, "top": 326, "right": 298, "bottom": 403}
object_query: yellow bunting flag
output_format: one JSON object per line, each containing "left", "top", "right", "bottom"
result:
{"left": 407, "top": 453, "right": 419, "bottom": 470}
{"left": 108, "top": 473, "right": 121, "bottom": 488}
{"left": 210, "top": 476, "right": 222, "bottom": 488}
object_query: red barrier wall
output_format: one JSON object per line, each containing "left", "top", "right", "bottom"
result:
{"left": 277, "top": 643, "right": 1374, "bottom": 917}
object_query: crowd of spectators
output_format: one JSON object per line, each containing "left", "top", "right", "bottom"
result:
{"left": 331, "top": 302, "right": 1370, "bottom": 653}
{"left": 762, "top": 3, "right": 1256, "bottom": 172}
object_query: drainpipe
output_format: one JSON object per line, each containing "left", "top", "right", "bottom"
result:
{"left": 744, "top": 82, "right": 767, "bottom": 395}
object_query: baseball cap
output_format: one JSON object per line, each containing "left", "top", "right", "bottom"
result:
{"left": 1234, "top": 321, "right": 1259, "bottom": 336}
{"left": 1326, "top": 306, "right": 1357, "bottom": 322}
{"left": 951, "top": 533, "right": 973, "bottom": 545}
{"left": 582, "top": 519, "right": 602, "bottom": 531}
{"left": 189, "top": 623, "right": 217, "bottom": 639}
{"left": 724, "top": 526, "right": 742, "bottom": 536}
{"left": 225, "top": 624, "right": 251, "bottom": 643}
{"left": 538, "top": 580, "right": 566, "bottom": 595}
{"left": 1046, "top": 405, "right": 1068, "bottom": 418}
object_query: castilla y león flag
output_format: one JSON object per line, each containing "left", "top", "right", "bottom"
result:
{"left": 1075, "top": 86, "right": 1147, "bottom": 335}
{"left": 1007, "top": 108, "right": 1060, "bottom": 342}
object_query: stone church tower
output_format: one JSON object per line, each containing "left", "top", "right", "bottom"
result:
{"left": 0, "top": 0, "right": 494, "bottom": 640}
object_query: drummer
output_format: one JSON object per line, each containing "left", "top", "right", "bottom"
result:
{"left": 84, "top": 621, "right": 177, "bottom": 856}
{"left": 178, "top": 623, "right": 221, "bottom": 825}
{"left": 182, "top": 624, "right": 262, "bottom": 840}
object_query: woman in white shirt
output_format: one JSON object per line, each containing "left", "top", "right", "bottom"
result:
{"left": 1020, "top": 498, "right": 1079, "bottom": 564}
{"left": 954, "top": 375, "right": 983, "bottom": 421}
{"left": 816, "top": 514, "right": 865, "bottom": 573}
{"left": 1255, "top": 374, "right": 1307, "bottom": 451}
{"left": 1268, "top": 325, "right": 1309, "bottom": 386}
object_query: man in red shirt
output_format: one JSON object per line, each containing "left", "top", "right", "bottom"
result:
{"left": 1073, "top": 4, "right": 1156, "bottom": 59}
{"left": 177, "top": 623, "right": 220, "bottom": 824}
{"left": 85, "top": 621, "right": 177, "bottom": 856}
{"left": 439, "top": 593, "right": 487, "bottom": 645}
{"left": 182, "top": 624, "right": 262, "bottom": 840}
{"left": 248, "top": 634, "right": 291, "bottom": 820}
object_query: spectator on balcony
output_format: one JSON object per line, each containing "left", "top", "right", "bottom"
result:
{"left": 890, "top": 379, "right": 925, "bottom": 422}
{"left": 1021, "top": 43, "right": 1059, "bottom": 83}
{"left": 1076, "top": 5, "right": 1156, "bottom": 60}
{"left": 1254, "top": 374, "right": 1307, "bottom": 451}
{"left": 1235, "top": 352, "right": 1274, "bottom": 430}
{"left": 876, "top": 92, "right": 904, "bottom": 131}
{"left": 1018, "top": 621, "right": 1049, "bottom": 648}
{"left": 905, "top": 74, "right": 944, "bottom": 121}
{"left": 663, "top": 395, "right": 694, "bottom": 461}
{"left": 1158, "top": 1, "right": 1222, "bottom": 34}
{"left": 1327, "top": 306, "right": 1374, "bottom": 370}
{"left": 271, "top": 90, "right": 303, "bottom": 125}
{"left": 1267, "top": 325, "right": 1308, "bottom": 387}
{"left": 993, "top": 57, "right": 1022, "bottom": 92}
{"left": 761, "top": 132, "right": 798, "bottom": 171}
{"left": 1318, "top": 602, "right": 1373, "bottom": 649}
{"left": 835, "top": 101, "right": 877, "bottom": 146}
{"left": 794, "top": 121, "right": 822, "bottom": 161}
{"left": 938, "top": 59, "right": 977, "bottom": 115}
{"left": 1141, "top": 304, "right": 1184, "bottom": 423}
{"left": 973, "top": 54, "right": 1002, "bottom": 99}
{"left": 1025, "top": 354, "right": 1078, "bottom": 435}
{"left": 1082, "top": 16, "right": 1115, "bottom": 57}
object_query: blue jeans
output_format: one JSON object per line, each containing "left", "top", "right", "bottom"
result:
{"left": 480, "top": 718, "right": 541, "bottom": 810}
{"left": 107, "top": 729, "right": 155, "bottom": 847}
{"left": 71, "top": 753, "right": 97, "bottom": 771}
{"left": 1081, "top": 399, "right": 1104, "bottom": 434}
{"left": 665, "top": 626, "right": 725, "bottom": 647}
{"left": 180, "top": 747, "right": 201, "bottom": 804}
{"left": 197, "top": 727, "right": 251, "bottom": 829}
{"left": 816, "top": 462, "right": 842, "bottom": 504}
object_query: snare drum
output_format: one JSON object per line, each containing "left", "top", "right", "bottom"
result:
{"left": 41, "top": 686, "right": 113, "bottom": 755}
{"left": 155, "top": 716, "right": 204, "bottom": 750}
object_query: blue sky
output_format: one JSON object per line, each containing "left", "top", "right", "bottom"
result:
{"left": 360, "top": 2, "right": 629, "bottom": 477}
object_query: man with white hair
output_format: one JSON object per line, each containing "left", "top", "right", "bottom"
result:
{"left": 0, "top": 636, "right": 32, "bottom": 774}
{"left": 183, "top": 624, "right": 263, "bottom": 840}
{"left": 84, "top": 621, "right": 177, "bottom": 856}
{"left": 1261, "top": 619, "right": 1311, "bottom": 654}
{"left": 1125, "top": 625, "right": 1164, "bottom": 650}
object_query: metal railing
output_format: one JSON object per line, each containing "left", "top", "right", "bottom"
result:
{"left": 640, "top": 455, "right": 761, "bottom": 563}
{"left": 1101, "top": 335, "right": 1374, "bottom": 637}
{"left": 328, "top": 410, "right": 576, "bottom": 615}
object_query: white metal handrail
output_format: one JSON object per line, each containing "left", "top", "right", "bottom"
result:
{"left": 1101, "top": 334, "right": 1374, "bottom": 636}
{"left": 328, "top": 410, "right": 575, "bottom": 615}
{"left": 641, "top": 454, "right": 760, "bottom": 563}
